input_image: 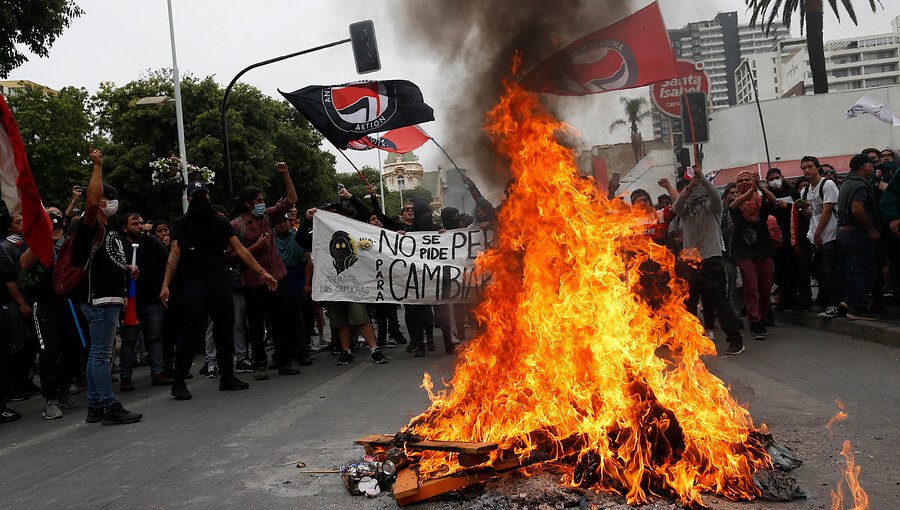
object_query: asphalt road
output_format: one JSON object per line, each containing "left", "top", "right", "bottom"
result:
{"left": 0, "top": 322, "right": 897, "bottom": 510}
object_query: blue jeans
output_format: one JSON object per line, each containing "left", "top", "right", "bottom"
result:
{"left": 119, "top": 303, "right": 165, "bottom": 378}
{"left": 836, "top": 228, "right": 876, "bottom": 313}
{"left": 80, "top": 303, "right": 122, "bottom": 410}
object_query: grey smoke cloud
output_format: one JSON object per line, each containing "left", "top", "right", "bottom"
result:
{"left": 390, "top": 0, "right": 633, "bottom": 189}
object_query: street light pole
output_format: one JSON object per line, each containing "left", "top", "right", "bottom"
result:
{"left": 220, "top": 38, "right": 351, "bottom": 204}
{"left": 166, "top": 0, "right": 189, "bottom": 213}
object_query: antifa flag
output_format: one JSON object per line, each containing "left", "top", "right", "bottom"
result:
{"left": 521, "top": 2, "right": 678, "bottom": 96}
{"left": 0, "top": 94, "right": 54, "bottom": 267}
{"left": 347, "top": 125, "right": 431, "bottom": 154}
{"left": 280, "top": 80, "right": 434, "bottom": 149}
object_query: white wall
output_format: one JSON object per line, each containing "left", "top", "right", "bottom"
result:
{"left": 701, "top": 84, "right": 900, "bottom": 172}
{"left": 618, "top": 150, "right": 679, "bottom": 199}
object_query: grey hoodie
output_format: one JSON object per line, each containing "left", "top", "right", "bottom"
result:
{"left": 672, "top": 176, "right": 725, "bottom": 260}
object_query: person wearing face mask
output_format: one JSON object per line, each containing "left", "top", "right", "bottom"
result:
{"left": 70, "top": 148, "right": 142, "bottom": 425}
{"left": 226, "top": 162, "right": 298, "bottom": 380}
{"left": 765, "top": 168, "right": 800, "bottom": 312}
{"left": 19, "top": 208, "right": 81, "bottom": 419}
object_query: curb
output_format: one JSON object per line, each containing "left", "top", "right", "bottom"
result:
{"left": 777, "top": 310, "right": 900, "bottom": 348}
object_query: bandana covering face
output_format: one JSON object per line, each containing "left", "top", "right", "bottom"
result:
{"left": 736, "top": 170, "right": 762, "bottom": 222}
{"left": 684, "top": 182, "right": 710, "bottom": 217}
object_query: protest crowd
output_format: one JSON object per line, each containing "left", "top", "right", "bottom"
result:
{"left": 628, "top": 147, "right": 900, "bottom": 356}
{"left": 1, "top": 139, "right": 898, "bottom": 427}
{"left": 0, "top": 144, "right": 498, "bottom": 426}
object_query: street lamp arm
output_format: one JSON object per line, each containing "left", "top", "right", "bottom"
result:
{"left": 220, "top": 37, "right": 352, "bottom": 204}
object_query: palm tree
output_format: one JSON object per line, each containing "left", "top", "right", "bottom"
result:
{"left": 609, "top": 97, "right": 652, "bottom": 164}
{"left": 746, "top": 0, "right": 880, "bottom": 94}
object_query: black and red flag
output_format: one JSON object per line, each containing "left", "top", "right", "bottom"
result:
{"left": 521, "top": 2, "right": 678, "bottom": 96}
{"left": 347, "top": 125, "right": 431, "bottom": 154}
{"left": 279, "top": 80, "right": 434, "bottom": 149}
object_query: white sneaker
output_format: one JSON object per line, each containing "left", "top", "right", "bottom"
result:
{"left": 704, "top": 329, "right": 715, "bottom": 341}
{"left": 817, "top": 306, "right": 840, "bottom": 318}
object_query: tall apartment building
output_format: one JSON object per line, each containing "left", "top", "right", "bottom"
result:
{"left": 654, "top": 13, "right": 789, "bottom": 143}
{"left": 667, "top": 13, "right": 789, "bottom": 109}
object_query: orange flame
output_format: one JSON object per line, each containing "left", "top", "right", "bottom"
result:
{"left": 405, "top": 78, "right": 769, "bottom": 506}
{"left": 830, "top": 440, "right": 869, "bottom": 510}
{"left": 826, "top": 399, "right": 848, "bottom": 435}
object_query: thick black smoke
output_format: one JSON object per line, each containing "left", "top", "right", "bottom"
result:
{"left": 390, "top": 0, "right": 632, "bottom": 188}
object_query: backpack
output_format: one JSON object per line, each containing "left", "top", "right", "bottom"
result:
{"left": 52, "top": 222, "right": 105, "bottom": 297}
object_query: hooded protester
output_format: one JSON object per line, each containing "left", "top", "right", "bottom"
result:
{"left": 367, "top": 184, "right": 445, "bottom": 357}
{"left": 672, "top": 165, "right": 744, "bottom": 355}
{"left": 440, "top": 207, "right": 461, "bottom": 230}
{"left": 162, "top": 180, "right": 278, "bottom": 401}
{"left": 730, "top": 170, "right": 779, "bottom": 339}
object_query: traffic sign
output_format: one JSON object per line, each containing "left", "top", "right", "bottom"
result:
{"left": 650, "top": 60, "right": 709, "bottom": 118}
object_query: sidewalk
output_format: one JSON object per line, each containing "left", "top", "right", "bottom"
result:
{"left": 777, "top": 307, "right": 900, "bottom": 348}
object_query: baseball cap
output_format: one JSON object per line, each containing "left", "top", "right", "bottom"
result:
{"left": 187, "top": 180, "right": 210, "bottom": 197}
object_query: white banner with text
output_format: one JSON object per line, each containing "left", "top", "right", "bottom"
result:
{"left": 311, "top": 211, "right": 492, "bottom": 304}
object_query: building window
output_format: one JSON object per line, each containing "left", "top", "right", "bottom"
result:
{"left": 866, "top": 77, "right": 898, "bottom": 87}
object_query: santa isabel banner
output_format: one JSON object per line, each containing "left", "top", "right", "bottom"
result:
{"left": 312, "top": 211, "right": 492, "bottom": 304}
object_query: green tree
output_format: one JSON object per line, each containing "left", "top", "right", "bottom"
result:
{"left": 0, "top": 0, "right": 83, "bottom": 77}
{"left": 7, "top": 85, "right": 93, "bottom": 207}
{"left": 90, "top": 70, "right": 337, "bottom": 220}
{"left": 609, "top": 97, "right": 651, "bottom": 164}
{"left": 747, "top": 0, "right": 880, "bottom": 94}
{"left": 334, "top": 167, "right": 434, "bottom": 220}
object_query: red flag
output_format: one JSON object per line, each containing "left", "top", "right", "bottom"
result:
{"left": 0, "top": 94, "right": 54, "bottom": 267}
{"left": 521, "top": 2, "right": 678, "bottom": 96}
{"left": 347, "top": 125, "right": 431, "bottom": 154}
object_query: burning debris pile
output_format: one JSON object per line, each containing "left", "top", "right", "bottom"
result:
{"left": 355, "top": 76, "right": 804, "bottom": 508}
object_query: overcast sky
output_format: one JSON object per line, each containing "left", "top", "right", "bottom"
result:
{"left": 9, "top": 0, "right": 899, "bottom": 178}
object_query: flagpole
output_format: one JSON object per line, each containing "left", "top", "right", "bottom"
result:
{"left": 654, "top": 0, "right": 699, "bottom": 166}
{"left": 428, "top": 137, "right": 465, "bottom": 179}
{"left": 375, "top": 137, "right": 386, "bottom": 213}
{"left": 326, "top": 139, "right": 372, "bottom": 187}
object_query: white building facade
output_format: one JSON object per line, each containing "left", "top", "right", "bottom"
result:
{"left": 735, "top": 16, "right": 900, "bottom": 103}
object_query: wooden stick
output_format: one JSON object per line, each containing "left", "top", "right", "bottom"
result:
{"left": 297, "top": 470, "right": 341, "bottom": 474}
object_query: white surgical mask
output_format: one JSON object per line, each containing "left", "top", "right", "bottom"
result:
{"left": 768, "top": 178, "right": 783, "bottom": 189}
{"left": 101, "top": 199, "right": 119, "bottom": 217}
{"left": 252, "top": 203, "right": 266, "bottom": 217}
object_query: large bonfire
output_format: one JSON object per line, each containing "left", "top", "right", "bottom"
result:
{"left": 403, "top": 70, "right": 771, "bottom": 507}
